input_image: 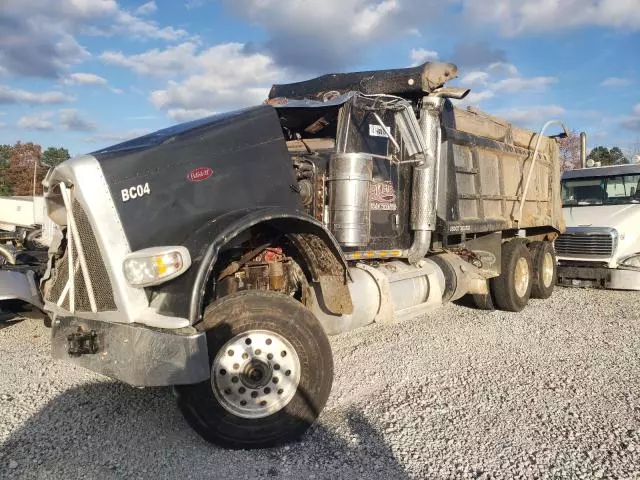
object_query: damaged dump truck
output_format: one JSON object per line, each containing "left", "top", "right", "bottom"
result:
{"left": 0, "top": 62, "right": 566, "bottom": 448}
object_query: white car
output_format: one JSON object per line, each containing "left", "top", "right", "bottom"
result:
{"left": 557, "top": 164, "right": 640, "bottom": 290}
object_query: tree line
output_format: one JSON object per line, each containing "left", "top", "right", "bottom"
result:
{"left": 0, "top": 142, "right": 70, "bottom": 196}
{"left": 557, "top": 131, "right": 638, "bottom": 171}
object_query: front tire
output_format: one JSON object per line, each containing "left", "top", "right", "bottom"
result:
{"left": 176, "top": 291, "right": 333, "bottom": 449}
{"left": 490, "top": 240, "right": 533, "bottom": 312}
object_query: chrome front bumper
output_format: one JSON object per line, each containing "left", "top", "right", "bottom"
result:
{"left": 0, "top": 270, "right": 43, "bottom": 307}
{"left": 51, "top": 316, "right": 210, "bottom": 387}
{"left": 557, "top": 265, "right": 640, "bottom": 290}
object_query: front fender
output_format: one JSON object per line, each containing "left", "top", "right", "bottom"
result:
{"left": 151, "top": 207, "right": 351, "bottom": 324}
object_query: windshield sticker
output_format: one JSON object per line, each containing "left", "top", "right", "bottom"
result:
{"left": 370, "top": 181, "right": 397, "bottom": 210}
{"left": 369, "top": 123, "right": 390, "bottom": 138}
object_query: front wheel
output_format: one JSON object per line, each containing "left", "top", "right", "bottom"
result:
{"left": 176, "top": 291, "right": 333, "bottom": 449}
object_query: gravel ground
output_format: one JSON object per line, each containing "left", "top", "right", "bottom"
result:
{"left": 1, "top": 287, "right": 640, "bottom": 479}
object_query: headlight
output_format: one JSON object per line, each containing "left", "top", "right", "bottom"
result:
{"left": 123, "top": 246, "right": 191, "bottom": 287}
{"left": 620, "top": 254, "right": 640, "bottom": 269}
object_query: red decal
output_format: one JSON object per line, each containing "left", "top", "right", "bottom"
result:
{"left": 187, "top": 167, "right": 213, "bottom": 182}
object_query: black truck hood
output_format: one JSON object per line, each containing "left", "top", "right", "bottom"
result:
{"left": 89, "top": 105, "right": 300, "bottom": 251}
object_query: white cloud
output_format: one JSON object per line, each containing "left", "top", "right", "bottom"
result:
{"left": 0, "top": 85, "right": 73, "bottom": 105}
{"left": 101, "top": 43, "right": 199, "bottom": 77}
{"left": 63, "top": 73, "right": 108, "bottom": 86}
{"left": 495, "top": 105, "right": 566, "bottom": 124}
{"left": 493, "top": 76, "right": 557, "bottom": 93}
{"left": 62, "top": 72, "right": 123, "bottom": 94}
{"left": 462, "top": 90, "right": 495, "bottom": 104}
{"left": 456, "top": 61, "right": 556, "bottom": 107}
{"left": 135, "top": 1, "right": 157, "bottom": 16}
{"left": 462, "top": 0, "right": 640, "bottom": 35}
{"left": 218, "top": 0, "right": 446, "bottom": 71}
{"left": 409, "top": 48, "right": 439, "bottom": 66}
{"left": 59, "top": 109, "right": 97, "bottom": 131}
{"left": 101, "top": 9, "right": 187, "bottom": 41}
{"left": 17, "top": 109, "right": 97, "bottom": 132}
{"left": 488, "top": 62, "right": 519, "bottom": 76}
{"left": 17, "top": 112, "right": 55, "bottom": 131}
{"left": 352, "top": 0, "right": 400, "bottom": 37}
{"left": 1, "top": 0, "right": 188, "bottom": 78}
{"left": 621, "top": 103, "right": 640, "bottom": 131}
{"left": 105, "top": 42, "right": 287, "bottom": 115}
{"left": 460, "top": 71, "right": 489, "bottom": 87}
{"left": 167, "top": 108, "right": 216, "bottom": 122}
{"left": 600, "top": 77, "right": 632, "bottom": 87}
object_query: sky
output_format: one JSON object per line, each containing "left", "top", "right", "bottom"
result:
{"left": 0, "top": 0, "right": 639, "bottom": 157}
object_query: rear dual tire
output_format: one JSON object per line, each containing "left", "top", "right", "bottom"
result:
{"left": 483, "top": 239, "right": 556, "bottom": 312}
{"left": 529, "top": 241, "right": 557, "bottom": 299}
{"left": 176, "top": 291, "right": 333, "bottom": 449}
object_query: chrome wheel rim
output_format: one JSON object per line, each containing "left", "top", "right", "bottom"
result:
{"left": 542, "top": 252, "right": 554, "bottom": 288}
{"left": 514, "top": 257, "right": 530, "bottom": 298}
{"left": 211, "top": 330, "right": 301, "bottom": 419}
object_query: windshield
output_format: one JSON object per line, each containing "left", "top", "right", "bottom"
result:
{"left": 562, "top": 174, "right": 640, "bottom": 206}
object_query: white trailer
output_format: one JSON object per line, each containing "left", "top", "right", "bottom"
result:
{"left": 0, "top": 196, "right": 55, "bottom": 250}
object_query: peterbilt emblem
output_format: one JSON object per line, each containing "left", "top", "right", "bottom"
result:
{"left": 187, "top": 167, "right": 213, "bottom": 182}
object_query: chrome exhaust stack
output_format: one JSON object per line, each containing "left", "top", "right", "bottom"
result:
{"left": 408, "top": 96, "right": 445, "bottom": 264}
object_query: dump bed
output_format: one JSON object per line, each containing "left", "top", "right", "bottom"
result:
{"left": 438, "top": 103, "right": 565, "bottom": 238}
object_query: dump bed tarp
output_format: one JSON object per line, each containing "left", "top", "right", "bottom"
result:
{"left": 269, "top": 62, "right": 458, "bottom": 101}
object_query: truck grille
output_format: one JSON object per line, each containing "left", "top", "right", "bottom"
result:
{"left": 45, "top": 199, "right": 116, "bottom": 311}
{"left": 555, "top": 231, "right": 615, "bottom": 258}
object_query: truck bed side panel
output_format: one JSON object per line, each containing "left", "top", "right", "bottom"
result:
{"left": 438, "top": 102, "right": 564, "bottom": 237}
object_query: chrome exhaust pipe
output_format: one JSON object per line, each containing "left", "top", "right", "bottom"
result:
{"left": 408, "top": 96, "right": 445, "bottom": 264}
